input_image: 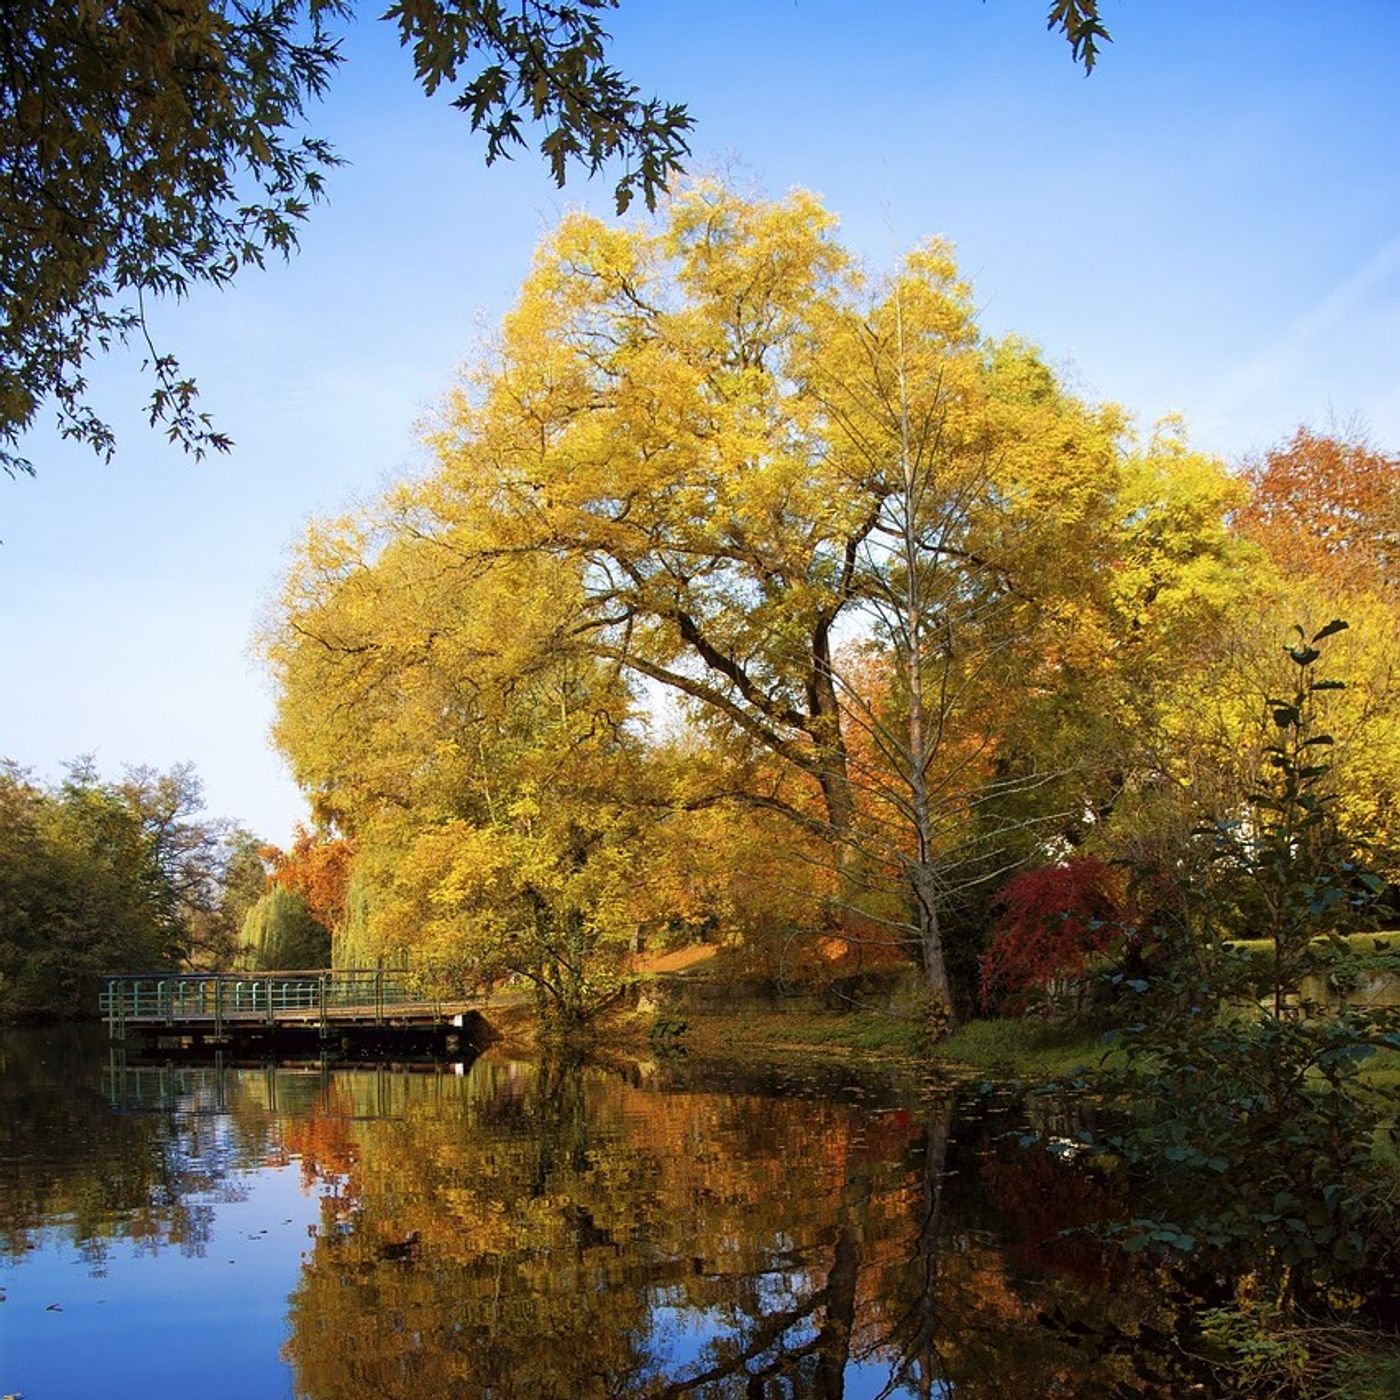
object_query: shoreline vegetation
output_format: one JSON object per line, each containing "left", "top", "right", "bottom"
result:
{"left": 587, "top": 1005, "right": 1122, "bottom": 1081}
{"left": 13, "top": 915, "right": 1396, "bottom": 1096}
{"left": 14, "top": 996, "right": 1400, "bottom": 1093}
{"left": 14, "top": 926, "right": 1397, "bottom": 1087}
{"left": 477, "top": 965, "right": 1400, "bottom": 1092}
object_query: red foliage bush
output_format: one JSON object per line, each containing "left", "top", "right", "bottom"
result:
{"left": 979, "top": 858, "right": 1125, "bottom": 1014}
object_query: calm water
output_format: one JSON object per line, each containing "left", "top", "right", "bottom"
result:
{"left": 1, "top": 1026, "right": 1191, "bottom": 1398}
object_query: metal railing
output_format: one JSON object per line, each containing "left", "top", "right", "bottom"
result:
{"left": 100, "top": 968, "right": 415, "bottom": 1037}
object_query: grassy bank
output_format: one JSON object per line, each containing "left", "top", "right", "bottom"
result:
{"left": 493, "top": 988, "right": 1400, "bottom": 1090}
{"left": 677, "top": 1006, "right": 925, "bottom": 1066}
{"left": 1227, "top": 931, "right": 1397, "bottom": 958}
{"left": 608, "top": 1004, "right": 1112, "bottom": 1078}
{"left": 936, "top": 1017, "right": 1114, "bottom": 1077}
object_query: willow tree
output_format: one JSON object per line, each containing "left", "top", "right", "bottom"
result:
{"left": 238, "top": 885, "right": 330, "bottom": 971}
{"left": 799, "top": 258, "right": 1137, "bottom": 1009}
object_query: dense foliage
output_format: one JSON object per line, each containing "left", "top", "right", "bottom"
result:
{"left": 1075, "top": 633, "right": 1399, "bottom": 1316}
{"left": 0, "top": 759, "right": 267, "bottom": 1017}
{"left": 265, "top": 824, "right": 355, "bottom": 940}
{"left": 238, "top": 885, "right": 331, "bottom": 971}
{"left": 1238, "top": 427, "right": 1397, "bottom": 602}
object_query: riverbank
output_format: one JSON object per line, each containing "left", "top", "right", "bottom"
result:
{"left": 485, "top": 995, "right": 1114, "bottom": 1079}
{"left": 493, "top": 990, "right": 1400, "bottom": 1089}
{"left": 671, "top": 1007, "right": 1116, "bottom": 1078}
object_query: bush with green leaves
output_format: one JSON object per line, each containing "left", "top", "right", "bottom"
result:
{"left": 1081, "top": 623, "right": 1399, "bottom": 1308}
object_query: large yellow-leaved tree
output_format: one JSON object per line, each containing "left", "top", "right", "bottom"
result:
{"left": 269, "top": 182, "right": 1270, "bottom": 1021}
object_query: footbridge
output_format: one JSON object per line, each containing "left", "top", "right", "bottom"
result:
{"left": 100, "top": 968, "right": 489, "bottom": 1051}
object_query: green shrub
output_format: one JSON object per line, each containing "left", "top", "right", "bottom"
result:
{"left": 1078, "top": 626, "right": 1399, "bottom": 1306}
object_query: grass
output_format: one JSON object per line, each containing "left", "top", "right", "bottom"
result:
{"left": 935, "top": 1017, "right": 1114, "bottom": 1077}
{"left": 1329, "top": 1347, "right": 1400, "bottom": 1399}
{"left": 1362, "top": 1046, "right": 1400, "bottom": 1091}
{"left": 679, "top": 1006, "right": 927, "bottom": 1064}
{"left": 637, "top": 1005, "right": 1118, "bottom": 1079}
{"left": 652, "top": 1005, "right": 1400, "bottom": 1098}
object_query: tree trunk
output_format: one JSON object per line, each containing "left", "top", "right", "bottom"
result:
{"left": 814, "top": 1227, "right": 860, "bottom": 1398}
{"left": 910, "top": 860, "right": 952, "bottom": 1011}
{"left": 810, "top": 625, "right": 857, "bottom": 846}
{"left": 907, "top": 1096, "right": 953, "bottom": 1393}
{"left": 811, "top": 620, "right": 864, "bottom": 928}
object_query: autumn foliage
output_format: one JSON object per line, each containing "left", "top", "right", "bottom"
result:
{"left": 1238, "top": 426, "right": 1398, "bottom": 598}
{"left": 262, "top": 187, "right": 1398, "bottom": 1024}
{"left": 978, "top": 858, "right": 1125, "bottom": 1013}
{"left": 264, "top": 825, "right": 355, "bottom": 939}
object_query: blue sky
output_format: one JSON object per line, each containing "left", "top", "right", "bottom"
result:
{"left": 2, "top": 1, "right": 1398, "bottom": 842}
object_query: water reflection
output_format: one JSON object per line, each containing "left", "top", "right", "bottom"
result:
{"left": 1, "top": 1029, "right": 1192, "bottom": 1396}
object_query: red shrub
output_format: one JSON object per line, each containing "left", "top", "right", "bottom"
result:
{"left": 979, "top": 858, "right": 1125, "bottom": 1013}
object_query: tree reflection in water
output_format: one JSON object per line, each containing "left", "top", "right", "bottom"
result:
{"left": 278, "top": 1060, "right": 1186, "bottom": 1397}
{"left": 1, "top": 1033, "right": 1189, "bottom": 1394}
{"left": 0, "top": 1026, "right": 263, "bottom": 1268}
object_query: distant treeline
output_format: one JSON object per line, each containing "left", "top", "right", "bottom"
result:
{"left": 0, "top": 760, "right": 331, "bottom": 1018}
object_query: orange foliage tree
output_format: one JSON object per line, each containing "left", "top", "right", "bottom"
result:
{"left": 1238, "top": 426, "right": 1398, "bottom": 598}
{"left": 263, "top": 825, "right": 355, "bottom": 945}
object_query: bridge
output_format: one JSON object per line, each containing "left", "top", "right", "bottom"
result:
{"left": 100, "top": 968, "right": 489, "bottom": 1051}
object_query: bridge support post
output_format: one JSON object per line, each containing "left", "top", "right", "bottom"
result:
{"left": 214, "top": 977, "right": 224, "bottom": 1039}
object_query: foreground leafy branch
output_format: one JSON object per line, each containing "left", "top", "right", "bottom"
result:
{"left": 1081, "top": 624, "right": 1399, "bottom": 1309}
{"left": 0, "top": 0, "right": 691, "bottom": 476}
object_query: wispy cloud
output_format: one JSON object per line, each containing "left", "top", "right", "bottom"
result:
{"left": 1227, "top": 232, "right": 1400, "bottom": 401}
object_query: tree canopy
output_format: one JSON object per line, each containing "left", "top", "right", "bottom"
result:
{"left": 0, "top": 757, "right": 268, "bottom": 1015}
{"left": 1238, "top": 426, "right": 1398, "bottom": 601}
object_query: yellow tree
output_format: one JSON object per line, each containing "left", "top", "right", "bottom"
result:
{"left": 1099, "top": 428, "right": 1400, "bottom": 880}
{"left": 1231, "top": 428, "right": 1400, "bottom": 869}
{"left": 416, "top": 184, "right": 872, "bottom": 854}
{"left": 408, "top": 183, "right": 1157, "bottom": 1009}
{"left": 268, "top": 521, "right": 655, "bottom": 1029}
{"left": 803, "top": 262, "right": 1132, "bottom": 1009}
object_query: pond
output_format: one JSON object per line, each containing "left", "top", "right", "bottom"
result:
{"left": 2, "top": 1025, "right": 1196, "bottom": 1397}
